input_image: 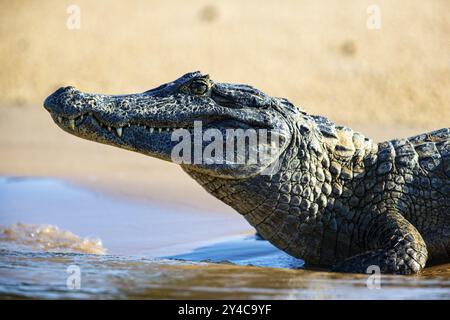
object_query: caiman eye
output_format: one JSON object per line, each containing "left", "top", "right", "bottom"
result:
{"left": 189, "top": 80, "right": 209, "bottom": 95}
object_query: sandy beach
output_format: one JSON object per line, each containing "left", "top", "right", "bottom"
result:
{"left": 1, "top": 0, "right": 449, "bottom": 128}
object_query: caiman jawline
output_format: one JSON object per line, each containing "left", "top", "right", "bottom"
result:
{"left": 53, "top": 112, "right": 195, "bottom": 139}
{"left": 53, "top": 112, "right": 268, "bottom": 140}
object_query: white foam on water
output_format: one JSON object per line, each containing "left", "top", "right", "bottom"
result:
{"left": 0, "top": 223, "right": 106, "bottom": 254}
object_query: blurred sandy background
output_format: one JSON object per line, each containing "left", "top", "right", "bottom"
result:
{"left": 0, "top": 0, "right": 449, "bottom": 209}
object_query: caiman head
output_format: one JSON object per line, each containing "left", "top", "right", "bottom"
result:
{"left": 44, "top": 71, "right": 300, "bottom": 179}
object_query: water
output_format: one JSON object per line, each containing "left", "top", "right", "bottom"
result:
{"left": 1, "top": 177, "right": 449, "bottom": 299}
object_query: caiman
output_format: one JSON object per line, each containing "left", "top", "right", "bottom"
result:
{"left": 43, "top": 71, "right": 450, "bottom": 274}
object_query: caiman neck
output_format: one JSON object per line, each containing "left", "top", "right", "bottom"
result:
{"left": 184, "top": 112, "right": 378, "bottom": 259}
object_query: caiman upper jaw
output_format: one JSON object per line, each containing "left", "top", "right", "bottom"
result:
{"left": 43, "top": 84, "right": 278, "bottom": 134}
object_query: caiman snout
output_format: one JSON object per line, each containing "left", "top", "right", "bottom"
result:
{"left": 44, "top": 86, "right": 83, "bottom": 116}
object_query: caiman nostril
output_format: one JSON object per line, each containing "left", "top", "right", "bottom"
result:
{"left": 54, "top": 86, "right": 76, "bottom": 97}
{"left": 64, "top": 86, "right": 77, "bottom": 93}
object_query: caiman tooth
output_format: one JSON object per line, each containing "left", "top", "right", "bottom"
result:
{"left": 158, "top": 128, "right": 162, "bottom": 133}
{"left": 108, "top": 126, "right": 111, "bottom": 132}
{"left": 116, "top": 127, "right": 123, "bottom": 137}
{"left": 150, "top": 128, "right": 154, "bottom": 133}
{"left": 69, "top": 119, "right": 75, "bottom": 130}
{"left": 58, "top": 116, "right": 62, "bottom": 123}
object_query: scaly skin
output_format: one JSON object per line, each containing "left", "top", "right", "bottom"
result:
{"left": 43, "top": 71, "right": 450, "bottom": 274}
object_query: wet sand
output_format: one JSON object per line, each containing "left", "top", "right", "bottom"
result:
{"left": 1, "top": 106, "right": 449, "bottom": 299}
{"left": 0, "top": 177, "right": 250, "bottom": 256}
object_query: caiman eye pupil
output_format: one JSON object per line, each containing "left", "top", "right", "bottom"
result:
{"left": 189, "top": 81, "right": 208, "bottom": 95}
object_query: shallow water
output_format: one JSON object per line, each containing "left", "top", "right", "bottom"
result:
{"left": 0, "top": 177, "right": 449, "bottom": 299}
